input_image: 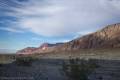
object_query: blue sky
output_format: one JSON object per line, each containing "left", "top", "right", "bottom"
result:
{"left": 0, "top": 0, "right": 120, "bottom": 53}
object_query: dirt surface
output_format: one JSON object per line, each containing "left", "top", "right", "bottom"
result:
{"left": 0, "top": 59, "right": 66, "bottom": 80}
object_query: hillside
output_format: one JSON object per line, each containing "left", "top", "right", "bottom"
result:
{"left": 17, "top": 23, "right": 120, "bottom": 54}
{"left": 17, "top": 43, "right": 63, "bottom": 54}
{"left": 57, "top": 23, "right": 120, "bottom": 51}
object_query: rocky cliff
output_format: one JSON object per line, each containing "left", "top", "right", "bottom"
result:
{"left": 58, "top": 23, "right": 120, "bottom": 51}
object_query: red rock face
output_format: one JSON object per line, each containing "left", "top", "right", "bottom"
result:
{"left": 17, "top": 23, "right": 120, "bottom": 54}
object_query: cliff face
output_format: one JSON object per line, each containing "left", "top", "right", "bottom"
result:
{"left": 17, "top": 23, "right": 120, "bottom": 54}
{"left": 59, "top": 23, "right": 120, "bottom": 51}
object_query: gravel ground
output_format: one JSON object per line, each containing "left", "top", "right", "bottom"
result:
{"left": 0, "top": 59, "right": 66, "bottom": 80}
{"left": 0, "top": 59, "right": 120, "bottom": 80}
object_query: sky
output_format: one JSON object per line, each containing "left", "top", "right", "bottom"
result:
{"left": 0, "top": 0, "right": 120, "bottom": 53}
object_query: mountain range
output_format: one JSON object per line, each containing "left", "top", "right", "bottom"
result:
{"left": 17, "top": 23, "right": 120, "bottom": 54}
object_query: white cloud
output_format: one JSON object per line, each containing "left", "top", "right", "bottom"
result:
{"left": 31, "top": 37, "right": 70, "bottom": 43}
{"left": 7, "top": 0, "right": 120, "bottom": 37}
{"left": 0, "top": 27, "right": 24, "bottom": 33}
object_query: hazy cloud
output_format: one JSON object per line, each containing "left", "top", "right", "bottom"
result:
{"left": 4, "top": 0, "right": 120, "bottom": 37}
{"left": 0, "top": 27, "right": 24, "bottom": 33}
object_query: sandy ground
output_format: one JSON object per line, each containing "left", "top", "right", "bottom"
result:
{"left": 0, "top": 49, "right": 120, "bottom": 80}
{"left": 0, "top": 59, "right": 120, "bottom": 80}
{"left": 0, "top": 59, "right": 66, "bottom": 80}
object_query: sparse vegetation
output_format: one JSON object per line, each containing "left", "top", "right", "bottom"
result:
{"left": 15, "top": 56, "right": 35, "bottom": 66}
{"left": 0, "top": 54, "right": 15, "bottom": 64}
{"left": 62, "top": 58, "right": 99, "bottom": 80}
{"left": 0, "top": 63, "right": 3, "bottom": 67}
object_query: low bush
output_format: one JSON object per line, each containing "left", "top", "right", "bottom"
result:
{"left": 62, "top": 58, "right": 99, "bottom": 80}
{"left": 15, "top": 57, "right": 34, "bottom": 66}
{"left": 0, "top": 64, "right": 3, "bottom": 67}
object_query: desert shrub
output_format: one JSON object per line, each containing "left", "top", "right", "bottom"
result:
{"left": 15, "top": 57, "right": 34, "bottom": 66}
{"left": 0, "top": 63, "right": 3, "bottom": 67}
{"left": 62, "top": 58, "right": 99, "bottom": 80}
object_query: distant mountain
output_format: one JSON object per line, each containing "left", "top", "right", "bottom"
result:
{"left": 17, "top": 23, "right": 120, "bottom": 54}
{"left": 17, "top": 43, "right": 63, "bottom": 54}
{"left": 39, "top": 43, "right": 63, "bottom": 49}
{"left": 17, "top": 47, "right": 37, "bottom": 54}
